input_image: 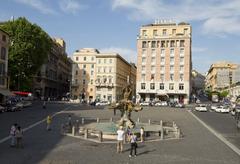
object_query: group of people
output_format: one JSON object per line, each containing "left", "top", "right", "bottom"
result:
{"left": 116, "top": 126, "right": 144, "bottom": 157}
{"left": 9, "top": 123, "right": 24, "bottom": 148}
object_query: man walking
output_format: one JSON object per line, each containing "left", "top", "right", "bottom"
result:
{"left": 117, "top": 126, "right": 125, "bottom": 153}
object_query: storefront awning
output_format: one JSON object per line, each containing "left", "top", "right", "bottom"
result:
{"left": 0, "top": 89, "right": 14, "bottom": 96}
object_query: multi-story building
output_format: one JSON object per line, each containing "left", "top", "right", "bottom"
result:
{"left": 0, "top": 29, "right": 11, "bottom": 104}
{"left": 191, "top": 70, "right": 205, "bottom": 95}
{"left": 205, "top": 62, "right": 238, "bottom": 91}
{"left": 136, "top": 20, "right": 192, "bottom": 104}
{"left": 71, "top": 48, "right": 136, "bottom": 103}
{"left": 233, "top": 65, "right": 240, "bottom": 84}
{"left": 33, "top": 38, "right": 72, "bottom": 99}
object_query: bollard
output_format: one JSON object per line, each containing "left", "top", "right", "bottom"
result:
{"left": 148, "top": 119, "right": 151, "bottom": 125}
{"left": 72, "top": 126, "right": 75, "bottom": 136}
{"left": 110, "top": 117, "right": 113, "bottom": 122}
{"left": 160, "top": 120, "right": 163, "bottom": 140}
{"left": 137, "top": 118, "right": 140, "bottom": 123}
{"left": 84, "top": 129, "right": 88, "bottom": 139}
{"left": 82, "top": 118, "right": 85, "bottom": 124}
{"left": 98, "top": 131, "right": 103, "bottom": 142}
{"left": 97, "top": 118, "right": 99, "bottom": 123}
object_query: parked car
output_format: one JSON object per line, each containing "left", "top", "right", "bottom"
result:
{"left": 154, "top": 101, "right": 168, "bottom": 106}
{"left": 195, "top": 104, "right": 207, "bottom": 112}
{"left": 96, "top": 101, "right": 110, "bottom": 106}
{"left": 139, "top": 101, "right": 150, "bottom": 106}
{"left": 211, "top": 104, "right": 218, "bottom": 111}
{"left": 215, "top": 106, "right": 230, "bottom": 113}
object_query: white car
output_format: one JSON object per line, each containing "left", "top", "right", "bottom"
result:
{"left": 140, "top": 102, "right": 150, "bottom": 106}
{"left": 96, "top": 101, "right": 110, "bottom": 106}
{"left": 154, "top": 101, "right": 168, "bottom": 106}
{"left": 215, "top": 106, "right": 230, "bottom": 113}
{"left": 195, "top": 104, "right": 207, "bottom": 112}
{"left": 211, "top": 105, "right": 218, "bottom": 111}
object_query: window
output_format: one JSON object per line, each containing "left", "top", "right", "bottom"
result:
{"left": 109, "top": 67, "right": 112, "bottom": 73}
{"left": 83, "top": 79, "right": 86, "bottom": 85}
{"left": 169, "top": 83, "right": 174, "bottom": 90}
{"left": 98, "top": 59, "right": 101, "bottom": 64}
{"left": 160, "top": 83, "right": 164, "bottom": 90}
{"left": 151, "top": 57, "right": 155, "bottom": 64}
{"left": 83, "top": 64, "right": 86, "bottom": 69}
{"left": 150, "top": 83, "right": 155, "bottom": 90}
{"left": 161, "top": 49, "right": 165, "bottom": 55}
{"left": 109, "top": 59, "right": 112, "bottom": 63}
{"left": 84, "top": 57, "right": 86, "bottom": 61}
{"left": 151, "top": 66, "right": 155, "bottom": 71}
{"left": 163, "top": 29, "right": 167, "bottom": 36}
{"left": 76, "top": 57, "right": 78, "bottom": 61}
{"left": 161, "top": 41, "right": 165, "bottom": 47}
{"left": 142, "top": 30, "right": 147, "bottom": 36}
{"left": 142, "top": 49, "right": 147, "bottom": 56}
{"left": 83, "top": 70, "right": 86, "bottom": 75}
{"left": 104, "top": 59, "right": 106, "bottom": 64}
{"left": 103, "top": 67, "right": 106, "bottom": 73}
{"left": 91, "top": 70, "right": 94, "bottom": 76}
{"left": 160, "top": 74, "right": 164, "bottom": 81}
{"left": 142, "top": 41, "right": 147, "bottom": 48}
{"left": 98, "top": 67, "right": 101, "bottom": 73}
{"left": 151, "top": 74, "right": 155, "bottom": 80}
{"left": 90, "top": 88, "right": 93, "bottom": 91}
{"left": 91, "top": 56, "right": 94, "bottom": 61}
{"left": 184, "top": 28, "right": 188, "bottom": 35}
{"left": 75, "top": 70, "right": 78, "bottom": 75}
{"left": 170, "top": 74, "right": 174, "bottom": 81}
{"left": 142, "top": 57, "right": 146, "bottom": 63}
{"left": 141, "top": 83, "right": 146, "bottom": 89}
{"left": 170, "top": 57, "right": 174, "bottom": 63}
{"left": 180, "top": 48, "right": 184, "bottom": 55}
{"left": 180, "top": 74, "right": 184, "bottom": 81}
{"left": 170, "top": 66, "right": 174, "bottom": 71}
{"left": 75, "top": 79, "right": 78, "bottom": 84}
{"left": 1, "top": 47, "right": 6, "bottom": 60}
{"left": 170, "top": 41, "right": 175, "bottom": 47}
{"left": 91, "top": 64, "right": 94, "bottom": 69}
{"left": 180, "top": 40, "right": 185, "bottom": 47}
{"left": 153, "top": 30, "right": 157, "bottom": 36}
{"left": 161, "top": 66, "right": 164, "bottom": 71}
{"left": 141, "top": 74, "right": 145, "bottom": 81}
{"left": 2, "top": 35, "right": 6, "bottom": 42}
{"left": 142, "top": 65, "right": 146, "bottom": 71}
{"left": 180, "top": 65, "right": 184, "bottom": 71}
{"left": 170, "top": 48, "right": 174, "bottom": 55}
{"left": 161, "top": 57, "right": 165, "bottom": 63}
{"left": 91, "top": 80, "right": 93, "bottom": 85}
{"left": 152, "top": 49, "right": 156, "bottom": 56}
{"left": 172, "top": 29, "right": 176, "bottom": 34}
{"left": 152, "top": 41, "right": 156, "bottom": 48}
{"left": 180, "top": 57, "right": 184, "bottom": 63}
{"left": 179, "top": 83, "right": 184, "bottom": 90}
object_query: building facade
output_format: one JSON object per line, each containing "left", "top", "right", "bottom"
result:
{"left": 71, "top": 48, "right": 136, "bottom": 103}
{"left": 33, "top": 38, "right": 72, "bottom": 99}
{"left": 191, "top": 70, "right": 205, "bottom": 95}
{"left": 136, "top": 20, "right": 192, "bottom": 104}
{"left": 205, "top": 62, "right": 238, "bottom": 91}
{"left": 0, "top": 29, "right": 11, "bottom": 104}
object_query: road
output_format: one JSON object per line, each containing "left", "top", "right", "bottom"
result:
{"left": 0, "top": 103, "right": 239, "bottom": 164}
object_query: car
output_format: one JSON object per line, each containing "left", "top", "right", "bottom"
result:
{"left": 195, "top": 104, "right": 207, "bottom": 112}
{"left": 139, "top": 101, "right": 150, "bottom": 106}
{"left": 96, "top": 101, "right": 110, "bottom": 106}
{"left": 215, "top": 106, "right": 230, "bottom": 113}
{"left": 175, "top": 103, "right": 185, "bottom": 108}
{"left": 211, "top": 104, "right": 218, "bottom": 111}
{"left": 154, "top": 101, "right": 168, "bottom": 106}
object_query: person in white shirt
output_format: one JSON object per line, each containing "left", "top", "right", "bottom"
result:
{"left": 116, "top": 126, "right": 125, "bottom": 153}
{"left": 9, "top": 123, "right": 17, "bottom": 147}
{"left": 140, "top": 127, "right": 144, "bottom": 142}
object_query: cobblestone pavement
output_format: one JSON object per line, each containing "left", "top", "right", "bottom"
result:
{"left": 0, "top": 104, "right": 240, "bottom": 164}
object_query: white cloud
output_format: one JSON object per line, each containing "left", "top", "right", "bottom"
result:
{"left": 14, "top": 0, "right": 56, "bottom": 14}
{"left": 99, "top": 47, "right": 137, "bottom": 63}
{"left": 59, "top": 0, "right": 87, "bottom": 14}
{"left": 111, "top": 0, "right": 240, "bottom": 36}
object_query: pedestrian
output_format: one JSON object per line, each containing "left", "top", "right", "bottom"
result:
{"left": 15, "top": 126, "right": 23, "bottom": 148}
{"left": 46, "top": 115, "right": 52, "bottom": 131}
{"left": 129, "top": 133, "right": 137, "bottom": 157}
{"left": 140, "top": 127, "right": 144, "bottom": 142}
{"left": 43, "top": 101, "right": 46, "bottom": 109}
{"left": 116, "top": 126, "right": 125, "bottom": 153}
{"left": 9, "top": 123, "right": 17, "bottom": 147}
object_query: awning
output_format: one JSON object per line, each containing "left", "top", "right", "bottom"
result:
{"left": 0, "top": 88, "right": 14, "bottom": 96}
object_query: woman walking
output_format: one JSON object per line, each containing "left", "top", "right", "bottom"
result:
{"left": 129, "top": 133, "right": 137, "bottom": 157}
{"left": 15, "top": 126, "right": 23, "bottom": 148}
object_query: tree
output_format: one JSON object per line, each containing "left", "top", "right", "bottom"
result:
{"left": 0, "top": 17, "right": 52, "bottom": 91}
{"left": 219, "top": 90, "right": 229, "bottom": 99}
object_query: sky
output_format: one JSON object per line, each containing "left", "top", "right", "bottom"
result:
{"left": 1, "top": 0, "right": 240, "bottom": 74}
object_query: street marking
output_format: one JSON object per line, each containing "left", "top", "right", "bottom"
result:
{"left": 0, "top": 106, "right": 71, "bottom": 144}
{"left": 188, "top": 111, "right": 240, "bottom": 156}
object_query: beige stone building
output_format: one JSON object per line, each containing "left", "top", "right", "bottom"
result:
{"left": 206, "top": 61, "right": 238, "bottom": 91}
{"left": 0, "top": 29, "right": 11, "bottom": 104}
{"left": 136, "top": 20, "right": 192, "bottom": 104}
{"left": 33, "top": 38, "right": 72, "bottom": 99}
{"left": 71, "top": 48, "right": 136, "bottom": 103}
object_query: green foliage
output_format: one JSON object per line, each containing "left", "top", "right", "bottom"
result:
{"left": 219, "top": 90, "right": 229, "bottom": 98}
{"left": 0, "top": 17, "right": 52, "bottom": 91}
